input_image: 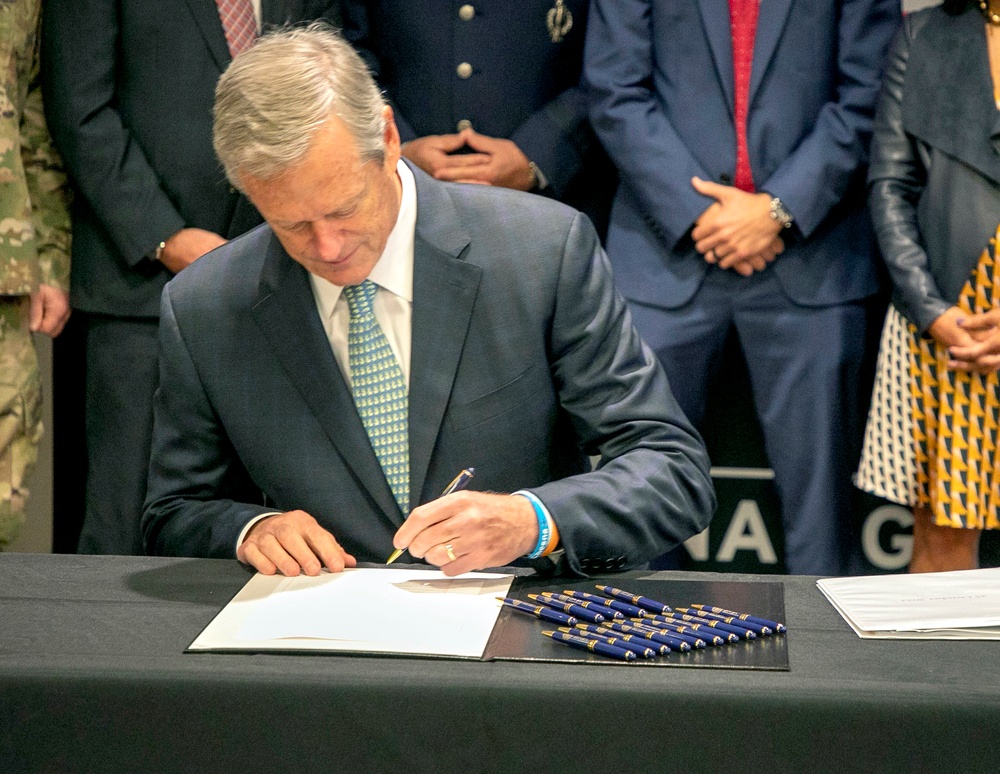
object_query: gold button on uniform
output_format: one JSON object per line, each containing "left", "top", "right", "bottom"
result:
{"left": 456, "top": 62, "right": 473, "bottom": 79}
{"left": 457, "top": 119, "right": 472, "bottom": 131}
{"left": 459, "top": 4, "right": 475, "bottom": 21}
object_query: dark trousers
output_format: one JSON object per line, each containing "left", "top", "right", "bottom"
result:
{"left": 77, "top": 315, "right": 159, "bottom": 555}
{"left": 629, "top": 267, "right": 879, "bottom": 575}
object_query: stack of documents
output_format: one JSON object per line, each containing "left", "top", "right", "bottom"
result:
{"left": 817, "top": 567, "right": 1000, "bottom": 640}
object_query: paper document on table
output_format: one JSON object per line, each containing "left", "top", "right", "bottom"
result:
{"left": 817, "top": 567, "right": 1000, "bottom": 639}
{"left": 189, "top": 568, "right": 514, "bottom": 658}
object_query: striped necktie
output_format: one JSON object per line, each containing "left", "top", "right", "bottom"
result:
{"left": 215, "top": 0, "right": 258, "bottom": 59}
{"left": 343, "top": 280, "right": 409, "bottom": 515}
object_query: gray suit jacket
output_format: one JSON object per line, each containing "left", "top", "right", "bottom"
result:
{"left": 141, "top": 165, "right": 715, "bottom": 576}
{"left": 868, "top": 6, "right": 1000, "bottom": 333}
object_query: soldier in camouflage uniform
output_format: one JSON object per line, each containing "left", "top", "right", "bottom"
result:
{"left": 0, "top": 0, "right": 71, "bottom": 549}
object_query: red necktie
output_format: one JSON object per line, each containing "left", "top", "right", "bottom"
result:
{"left": 729, "top": 0, "right": 760, "bottom": 193}
{"left": 215, "top": 0, "right": 258, "bottom": 59}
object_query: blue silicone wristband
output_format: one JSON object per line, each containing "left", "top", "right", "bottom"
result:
{"left": 517, "top": 492, "right": 550, "bottom": 559}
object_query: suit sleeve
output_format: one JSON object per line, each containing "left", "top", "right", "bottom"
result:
{"left": 142, "top": 284, "right": 273, "bottom": 558}
{"left": 526, "top": 213, "right": 716, "bottom": 576}
{"left": 867, "top": 17, "right": 948, "bottom": 334}
{"left": 755, "top": 0, "right": 900, "bottom": 237}
{"left": 584, "top": 0, "right": 717, "bottom": 249}
{"left": 41, "top": 0, "right": 186, "bottom": 267}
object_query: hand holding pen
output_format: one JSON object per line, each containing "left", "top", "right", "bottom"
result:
{"left": 390, "top": 469, "right": 540, "bottom": 575}
{"left": 387, "top": 468, "right": 476, "bottom": 564}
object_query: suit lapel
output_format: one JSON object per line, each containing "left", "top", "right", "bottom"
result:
{"left": 182, "top": 0, "right": 231, "bottom": 71}
{"left": 697, "top": 0, "right": 735, "bottom": 114}
{"left": 406, "top": 168, "right": 482, "bottom": 506}
{"left": 904, "top": 9, "right": 1000, "bottom": 186}
{"left": 748, "top": 0, "right": 793, "bottom": 107}
{"left": 250, "top": 233, "right": 404, "bottom": 527}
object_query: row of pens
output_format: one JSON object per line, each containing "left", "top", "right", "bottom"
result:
{"left": 499, "top": 585, "right": 786, "bottom": 662}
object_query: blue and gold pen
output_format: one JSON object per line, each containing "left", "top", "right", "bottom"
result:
{"left": 567, "top": 590, "right": 647, "bottom": 618}
{"left": 647, "top": 615, "right": 738, "bottom": 644}
{"left": 542, "top": 630, "right": 637, "bottom": 661}
{"left": 542, "top": 592, "right": 624, "bottom": 620}
{"left": 691, "top": 604, "right": 786, "bottom": 633}
{"left": 570, "top": 623, "right": 669, "bottom": 657}
{"left": 560, "top": 627, "right": 659, "bottom": 659}
{"left": 497, "top": 597, "right": 578, "bottom": 627}
{"left": 662, "top": 612, "right": 755, "bottom": 640}
{"left": 677, "top": 606, "right": 771, "bottom": 635}
{"left": 636, "top": 617, "right": 720, "bottom": 647}
{"left": 386, "top": 467, "right": 475, "bottom": 564}
{"left": 595, "top": 585, "right": 672, "bottom": 615}
{"left": 529, "top": 593, "right": 605, "bottom": 624}
{"left": 605, "top": 620, "right": 696, "bottom": 651}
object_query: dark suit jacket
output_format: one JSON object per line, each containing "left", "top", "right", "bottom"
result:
{"left": 868, "top": 6, "right": 1000, "bottom": 334}
{"left": 341, "top": 0, "right": 615, "bottom": 235}
{"left": 41, "top": 0, "right": 340, "bottom": 318}
{"left": 584, "top": 0, "right": 899, "bottom": 309}
{"left": 142, "top": 165, "right": 715, "bottom": 577}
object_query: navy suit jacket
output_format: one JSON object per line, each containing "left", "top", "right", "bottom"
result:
{"left": 584, "top": 0, "right": 899, "bottom": 309}
{"left": 342, "top": 0, "right": 615, "bottom": 235}
{"left": 41, "top": 0, "right": 340, "bottom": 318}
{"left": 142, "top": 165, "right": 715, "bottom": 577}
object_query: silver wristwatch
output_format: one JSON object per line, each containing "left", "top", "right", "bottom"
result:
{"left": 768, "top": 196, "right": 793, "bottom": 229}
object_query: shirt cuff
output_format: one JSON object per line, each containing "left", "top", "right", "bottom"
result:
{"left": 236, "top": 511, "right": 282, "bottom": 555}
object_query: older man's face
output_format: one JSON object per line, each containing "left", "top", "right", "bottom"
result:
{"left": 240, "top": 110, "right": 402, "bottom": 287}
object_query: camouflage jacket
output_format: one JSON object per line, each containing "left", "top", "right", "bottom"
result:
{"left": 0, "top": 0, "right": 69, "bottom": 296}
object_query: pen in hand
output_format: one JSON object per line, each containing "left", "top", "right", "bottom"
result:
{"left": 386, "top": 467, "right": 476, "bottom": 564}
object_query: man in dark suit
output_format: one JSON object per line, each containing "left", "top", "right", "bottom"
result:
{"left": 141, "top": 25, "right": 715, "bottom": 577}
{"left": 585, "top": 1, "right": 899, "bottom": 575}
{"left": 41, "top": 0, "right": 340, "bottom": 554}
{"left": 341, "top": 0, "right": 615, "bottom": 237}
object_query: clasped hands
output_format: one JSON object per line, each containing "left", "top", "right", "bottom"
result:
{"left": 930, "top": 306, "right": 1000, "bottom": 374}
{"left": 690, "top": 177, "right": 785, "bottom": 276}
{"left": 401, "top": 128, "right": 535, "bottom": 191}
{"left": 236, "top": 490, "right": 539, "bottom": 578}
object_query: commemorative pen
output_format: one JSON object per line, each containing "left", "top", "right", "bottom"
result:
{"left": 496, "top": 597, "right": 578, "bottom": 627}
{"left": 559, "top": 626, "right": 660, "bottom": 659}
{"left": 690, "top": 604, "right": 786, "bottom": 633}
{"left": 676, "top": 606, "right": 772, "bottom": 636}
{"left": 595, "top": 585, "right": 672, "bottom": 615}
{"left": 662, "top": 612, "right": 755, "bottom": 640}
{"left": 562, "top": 589, "right": 646, "bottom": 618}
{"left": 592, "top": 621, "right": 691, "bottom": 656}
{"left": 542, "top": 630, "right": 637, "bottom": 661}
{"left": 528, "top": 593, "right": 605, "bottom": 624}
{"left": 608, "top": 620, "right": 698, "bottom": 650}
{"left": 541, "top": 592, "right": 624, "bottom": 620}
{"left": 638, "top": 617, "right": 723, "bottom": 647}
{"left": 386, "top": 467, "right": 475, "bottom": 564}
{"left": 577, "top": 622, "right": 674, "bottom": 655}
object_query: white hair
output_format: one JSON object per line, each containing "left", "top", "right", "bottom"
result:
{"left": 213, "top": 22, "right": 386, "bottom": 187}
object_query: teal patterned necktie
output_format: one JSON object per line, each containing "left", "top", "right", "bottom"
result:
{"left": 343, "top": 280, "right": 409, "bottom": 514}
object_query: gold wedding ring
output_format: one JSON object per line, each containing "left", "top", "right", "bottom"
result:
{"left": 444, "top": 543, "right": 457, "bottom": 562}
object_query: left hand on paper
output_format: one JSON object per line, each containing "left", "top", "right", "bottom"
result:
{"left": 237, "top": 510, "right": 357, "bottom": 576}
{"left": 394, "top": 491, "right": 538, "bottom": 576}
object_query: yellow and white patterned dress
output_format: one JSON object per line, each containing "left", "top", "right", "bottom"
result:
{"left": 910, "top": 226, "right": 1000, "bottom": 531}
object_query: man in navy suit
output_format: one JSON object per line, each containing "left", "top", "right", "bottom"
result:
{"left": 42, "top": 0, "right": 340, "bottom": 554}
{"left": 141, "top": 26, "right": 715, "bottom": 577}
{"left": 585, "top": 1, "right": 899, "bottom": 574}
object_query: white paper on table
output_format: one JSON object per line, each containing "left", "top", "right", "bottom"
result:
{"left": 817, "top": 566, "right": 1000, "bottom": 639}
{"left": 189, "top": 568, "right": 514, "bottom": 658}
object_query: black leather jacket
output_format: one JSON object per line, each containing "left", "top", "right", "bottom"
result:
{"left": 868, "top": 6, "right": 1000, "bottom": 333}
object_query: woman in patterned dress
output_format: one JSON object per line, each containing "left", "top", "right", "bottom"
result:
{"left": 862, "top": 0, "right": 1000, "bottom": 571}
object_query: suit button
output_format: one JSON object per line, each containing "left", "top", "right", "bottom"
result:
{"left": 459, "top": 4, "right": 475, "bottom": 21}
{"left": 456, "top": 62, "right": 473, "bottom": 79}
{"left": 457, "top": 119, "right": 472, "bottom": 131}
{"left": 719, "top": 173, "right": 732, "bottom": 184}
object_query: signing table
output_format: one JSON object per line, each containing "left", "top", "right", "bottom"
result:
{"left": 1, "top": 553, "right": 998, "bottom": 773}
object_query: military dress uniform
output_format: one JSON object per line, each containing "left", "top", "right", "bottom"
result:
{"left": 0, "top": 0, "right": 71, "bottom": 547}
